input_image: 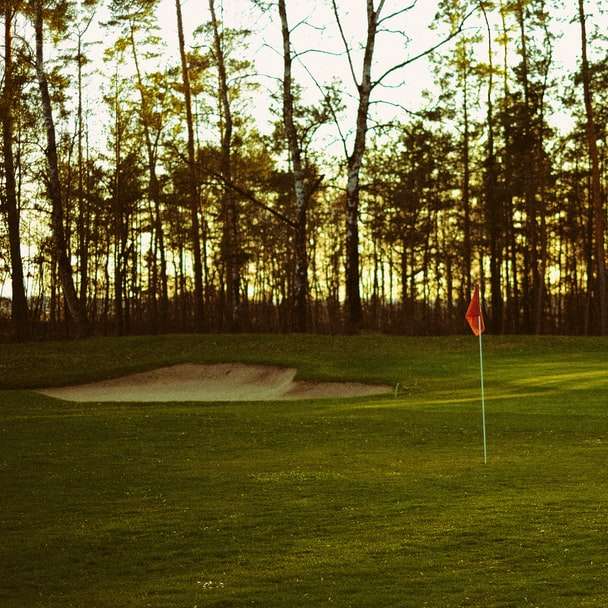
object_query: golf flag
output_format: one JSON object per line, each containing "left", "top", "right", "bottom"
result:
{"left": 465, "top": 285, "right": 485, "bottom": 336}
{"left": 466, "top": 284, "right": 488, "bottom": 464}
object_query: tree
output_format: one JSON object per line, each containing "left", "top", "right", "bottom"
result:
{"left": 278, "top": 0, "right": 311, "bottom": 332}
{"left": 433, "top": 0, "right": 481, "bottom": 310}
{"left": 175, "top": 0, "right": 204, "bottom": 330}
{"left": 209, "top": 0, "right": 240, "bottom": 330}
{"left": 330, "top": 0, "right": 474, "bottom": 331}
{"left": 480, "top": 1, "right": 503, "bottom": 331}
{"left": 103, "top": 43, "right": 144, "bottom": 335}
{"left": 1, "top": 0, "right": 606, "bottom": 338}
{"left": 2, "top": 0, "right": 29, "bottom": 339}
{"left": 113, "top": 0, "right": 171, "bottom": 330}
{"left": 578, "top": 0, "right": 606, "bottom": 334}
{"left": 498, "top": 0, "right": 520, "bottom": 330}
{"left": 33, "top": 0, "right": 89, "bottom": 336}
{"left": 70, "top": 3, "right": 96, "bottom": 316}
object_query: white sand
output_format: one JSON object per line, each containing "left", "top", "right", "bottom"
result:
{"left": 37, "top": 363, "right": 391, "bottom": 402}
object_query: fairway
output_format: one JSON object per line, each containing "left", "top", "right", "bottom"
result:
{"left": 1, "top": 334, "right": 608, "bottom": 607}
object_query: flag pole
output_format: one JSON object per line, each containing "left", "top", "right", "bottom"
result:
{"left": 478, "top": 315, "right": 487, "bottom": 464}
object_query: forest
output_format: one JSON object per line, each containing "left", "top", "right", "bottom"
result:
{"left": 0, "top": 0, "right": 607, "bottom": 340}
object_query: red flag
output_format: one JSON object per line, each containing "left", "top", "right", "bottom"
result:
{"left": 465, "top": 285, "right": 485, "bottom": 336}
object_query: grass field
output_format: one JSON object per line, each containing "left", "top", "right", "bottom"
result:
{"left": 1, "top": 333, "right": 608, "bottom": 607}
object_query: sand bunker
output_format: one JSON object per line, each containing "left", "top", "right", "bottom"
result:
{"left": 37, "top": 363, "right": 391, "bottom": 402}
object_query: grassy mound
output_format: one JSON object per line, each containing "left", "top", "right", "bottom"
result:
{"left": 1, "top": 334, "right": 607, "bottom": 606}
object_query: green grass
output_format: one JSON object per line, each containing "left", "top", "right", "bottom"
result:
{"left": 1, "top": 334, "right": 608, "bottom": 607}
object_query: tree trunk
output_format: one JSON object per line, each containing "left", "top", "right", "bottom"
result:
{"left": 210, "top": 0, "right": 240, "bottom": 330}
{"left": 114, "top": 241, "right": 124, "bottom": 335}
{"left": 461, "top": 49, "right": 472, "bottom": 301}
{"left": 481, "top": 3, "right": 502, "bottom": 333}
{"left": 129, "top": 24, "right": 168, "bottom": 331}
{"left": 34, "top": 0, "right": 88, "bottom": 337}
{"left": 76, "top": 27, "right": 89, "bottom": 317}
{"left": 578, "top": 0, "right": 607, "bottom": 334}
{"left": 534, "top": 14, "right": 552, "bottom": 334}
{"left": 516, "top": 0, "right": 538, "bottom": 333}
{"left": 175, "top": 0, "right": 204, "bottom": 330}
{"left": 334, "top": 0, "right": 380, "bottom": 332}
{"left": 279, "top": 0, "right": 309, "bottom": 332}
{"left": 499, "top": 0, "right": 519, "bottom": 332}
{"left": 2, "top": 1, "right": 29, "bottom": 339}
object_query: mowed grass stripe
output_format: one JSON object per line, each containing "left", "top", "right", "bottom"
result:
{"left": 1, "top": 334, "right": 607, "bottom": 606}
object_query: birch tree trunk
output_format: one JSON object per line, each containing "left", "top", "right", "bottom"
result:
{"left": 279, "top": 0, "right": 309, "bottom": 332}
{"left": 333, "top": 0, "right": 382, "bottom": 332}
{"left": 333, "top": 0, "right": 470, "bottom": 332}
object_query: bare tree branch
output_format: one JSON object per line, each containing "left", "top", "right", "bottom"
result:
{"left": 252, "top": 72, "right": 283, "bottom": 84}
{"left": 290, "top": 15, "right": 324, "bottom": 34}
{"left": 74, "top": 7, "right": 97, "bottom": 38}
{"left": 212, "top": 172, "right": 296, "bottom": 229}
{"left": 298, "top": 60, "right": 350, "bottom": 161}
{"left": 369, "top": 98, "right": 421, "bottom": 115}
{"left": 375, "top": 0, "right": 388, "bottom": 21}
{"left": 372, "top": 5, "right": 477, "bottom": 89}
{"left": 292, "top": 48, "right": 343, "bottom": 60}
{"left": 374, "top": 79, "right": 406, "bottom": 89}
{"left": 290, "top": 16, "right": 311, "bottom": 33}
{"left": 331, "top": 0, "right": 358, "bottom": 88}
{"left": 376, "top": 1, "right": 417, "bottom": 26}
{"left": 261, "top": 41, "right": 282, "bottom": 58}
{"left": 376, "top": 28, "right": 412, "bottom": 38}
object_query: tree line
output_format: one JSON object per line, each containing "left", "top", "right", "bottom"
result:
{"left": 0, "top": 0, "right": 607, "bottom": 340}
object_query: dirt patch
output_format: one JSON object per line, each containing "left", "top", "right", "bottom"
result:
{"left": 37, "top": 363, "right": 391, "bottom": 402}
